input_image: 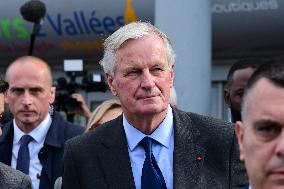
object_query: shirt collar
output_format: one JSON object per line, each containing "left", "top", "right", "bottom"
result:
{"left": 13, "top": 114, "right": 52, "bottom": 144}
{"left": 123, "top": 105, "right": 173, "bottom": 152}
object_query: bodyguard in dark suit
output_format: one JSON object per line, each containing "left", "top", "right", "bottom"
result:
{"left": 62, "top": 22, "right": 247, "bottom": 189}
{"left": 0, "top": 56, "right": 84, "bottom": 189}
{"left": 0, "top": 112, "right": 83, "bottom": 189}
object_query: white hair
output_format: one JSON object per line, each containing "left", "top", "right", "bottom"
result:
{"left": 169, "top": 86, "right": 178, "bottom": 107}
{"left": 100, "top": 21, "right": 176, "bottom": 76}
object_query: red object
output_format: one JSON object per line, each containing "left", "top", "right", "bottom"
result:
{"left": 196, "top": 156, "right": 204, "bottom": 161}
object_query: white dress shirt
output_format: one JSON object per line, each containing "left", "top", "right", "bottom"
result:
{"left": 12, "top": 114, "right": 52, "bottom": 189}
{"left": 123, "top": 105, "right": 174, "bottom": 189}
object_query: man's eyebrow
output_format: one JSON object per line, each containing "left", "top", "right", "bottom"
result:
{"left": 9, "top": 86, "right": 23, "bottom": 90}
{"left": 9, "top": 86, "right": 44, "bottom": 91}
{"left": 30, "top": 87, "right": 44, "bottom": 90}
{"left": 124, "top": 66, "right": 138, "bottom": 70}
{"left": 253, "top": 119, "right": 282, "bottom": 128}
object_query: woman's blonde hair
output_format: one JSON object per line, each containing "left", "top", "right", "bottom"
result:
{"left": 85, "top": 99, "right": 121, "bottom": 132}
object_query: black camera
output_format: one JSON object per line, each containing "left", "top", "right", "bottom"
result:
{"left": 53, "top": 60, "right": 107, "bottom": 115}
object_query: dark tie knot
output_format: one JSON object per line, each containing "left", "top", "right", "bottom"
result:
{"left": 140, "top": 136, "right": 152, "bottom": 154}
{"left": 20, "top": 135, "right": 33, "bottom": 146}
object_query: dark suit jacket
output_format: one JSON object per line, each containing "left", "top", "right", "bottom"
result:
{"left": 62, "top": 108, "right": 248, "bottom": 189}
{"left": 0, "top": 162, "right": 33, "bottom": 189}
{"left": 0, "top": 112, "right": 84, "bottom": 189}
{"left": 237, "top": 185, "right": 249, "bottom": 189}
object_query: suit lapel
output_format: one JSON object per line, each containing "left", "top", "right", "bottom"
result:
{"left": 38, "top": 112, "right": 65, "bottom": 188}
{"left": 237, "top": 185, "right": 249, "bottom": 189}
{"left": 38, "top": 145, "right": 53, "bottom": 185}
{"left": 97, "top": 110, "right": 206, "bottom": 189}
{"left": 173, "top": 109, "right": 206, "bottom": 189}
{"left": 98, "top": 117, "right": 135, "bottom": 189}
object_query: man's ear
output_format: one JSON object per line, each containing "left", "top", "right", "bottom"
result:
{"left": 224, "top": 89, "right": 230, "bottom": 106}
{"left": 169, "top": 64, "right": 174, "bottom": 88}
{"left": 235, "top": 121, "right": 245, "bottom": 161}
{"left": 106, "top": 74, "right": 118, "bottom": 96}
{"left": 49, "top": 86, "right": 56, "bottom": 104}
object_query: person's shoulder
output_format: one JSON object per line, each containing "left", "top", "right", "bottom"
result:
{"left": 52, "top": 112, "right": 84, "bottom": 135}
{"left": 0, "top": 120, "right": 13, "bottom": 142}
{"left": 0, "top": 162, "right": 22, "bottom": 177}
{"left": 173, "top": 109, "right": 237, "bottom": 153}
{"left": 174, "top": 108, "right": 232, "bottom": 128}
{"left": 190, "top": 112, "right": 232, "bottom": 128}
{"left": 54, "top": 176, "right": 62, "bottom": 189}
{"left": 65, "top": 116, "right": 121, "bottom": 151}
{"left": 173, "top": 108, "right": 234, "bottom": 140}
{"left": 0, "top": 162, "right": 33, "bottom": 189}
{"left": 64, "top": 120, "right": 84, "bottom": 136}
{"left": 0, "top": 120, "right": 13, "bottom": 132}
{"left": 236, "top": 185, "right": 249, "bottom": 189}
{"left": 68, "top": 117, "right": 120, "bottom": 142}
{"left": 63, "top": 124, "right": 112, "bottom": 161}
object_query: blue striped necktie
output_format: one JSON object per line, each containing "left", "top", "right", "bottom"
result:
{"left": 140, "top": 136, "right": 167, "bottom": 189}
{"left": 16, "top": 135, "right": 33, "bottom": 174}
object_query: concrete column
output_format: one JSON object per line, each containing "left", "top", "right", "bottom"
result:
{"left": 155, "top": 0, "right": 212, "bottom": 115}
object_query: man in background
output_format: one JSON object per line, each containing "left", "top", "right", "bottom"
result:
{"left": 224, "top": 59, "right": 260, "bottom": 123}
{"left": 236, "top": 60, "right": 284, "bottom": 189}
{"left": 0, "top": 56, "right": 84, "bottom": 189}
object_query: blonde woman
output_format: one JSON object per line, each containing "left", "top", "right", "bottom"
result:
{"left": 85, "top": 99, "right": 122, "bottom": 132}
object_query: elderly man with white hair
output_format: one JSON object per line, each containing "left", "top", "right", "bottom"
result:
{"left": 62, "top": 21, "right": 247, "bottom": 189}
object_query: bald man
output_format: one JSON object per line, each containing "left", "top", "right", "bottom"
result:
{"left": 0, "top": 56, "right": 84, "bottom": 189}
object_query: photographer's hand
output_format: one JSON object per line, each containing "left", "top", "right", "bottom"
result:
{"left": 70, "top": 93, "right": 92, "bottom": 119}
